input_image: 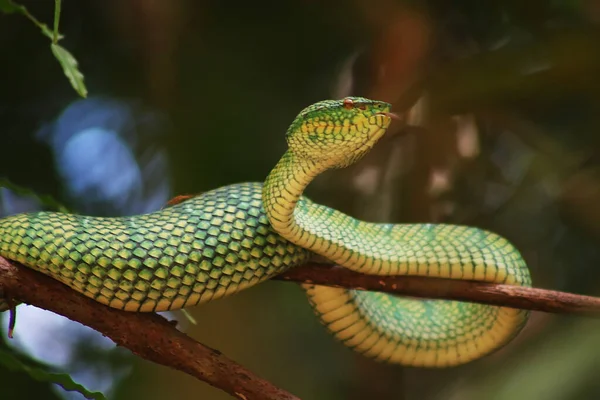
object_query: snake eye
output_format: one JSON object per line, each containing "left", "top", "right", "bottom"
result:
{"left": 343, "top": 98, "right": 354, "bottom": 110}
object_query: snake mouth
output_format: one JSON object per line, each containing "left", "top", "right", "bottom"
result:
{"left": 376, "top": 111, "right": 401, "bottom": 121}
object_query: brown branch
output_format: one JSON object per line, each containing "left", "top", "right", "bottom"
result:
{"left": 277, "top": 264, "right": 600, "bottom": 317}
{"left": 0, "top": 256, "right": 299, "bottom": 400}
{"left": 3, "top": 257, "right": 600, "bottom": 400}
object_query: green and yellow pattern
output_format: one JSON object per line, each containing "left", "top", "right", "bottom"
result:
{"left": 0, "top": 97, "right": 531, "bottom": 367}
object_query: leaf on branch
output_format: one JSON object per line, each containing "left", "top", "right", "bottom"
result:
{"left": 2, "top": 1, "right": 84, "bottom": 97}
{"left": 0, "top": 347, "right": 106, "bottom": 400}
{"left": 51, "top": 43, "right": 88, "bottom": 98}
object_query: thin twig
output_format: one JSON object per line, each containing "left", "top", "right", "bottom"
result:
{"left": 277, "top": 264, "right": 600, "bottom": 317}
{"left": 53, "top": 0, "right": 61, "bottom": 44}
{"left": 0, "top": 256, "right": 299, "bottom": 400}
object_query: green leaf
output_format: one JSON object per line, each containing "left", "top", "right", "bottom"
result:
{"left": 0, "top": 0, "right": 20, "bottom": 13}
{"left": 0, "top": 347, "right": 106, "bottom": 400}
{"left": 0, "top": 0, "right": 54, "bottom": 39}
{"left": 0, "top": 179, "right": 70, "bottom": 213}
{"left": 51, "top": 43, "right": 88, "bottom": 98}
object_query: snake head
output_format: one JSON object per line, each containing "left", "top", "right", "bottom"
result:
{"left": 286, "top": 97, "right": 395, "bottom": 168}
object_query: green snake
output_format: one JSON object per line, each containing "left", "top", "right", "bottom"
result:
{"left": 0, "top": 97, "right": 531, "bottom": 367}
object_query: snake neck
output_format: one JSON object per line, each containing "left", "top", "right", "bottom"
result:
{"left": 263, "top": 151, "right": 324, "bottom": 241}
{"left": 263, "top": 150, "right": 364, "bottom": 267}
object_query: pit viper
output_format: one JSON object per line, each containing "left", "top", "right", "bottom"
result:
{"left": 0, "top": 97, "right": 531, "bottom": 367}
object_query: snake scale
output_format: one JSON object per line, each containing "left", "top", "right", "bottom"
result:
{"left": 0, "top": 97, "right": 531, "bottom": 367}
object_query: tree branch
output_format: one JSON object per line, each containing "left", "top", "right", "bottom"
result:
{"left": 2, "top": 257, "right": 600, "bottom": 400}
{"left": 0, "top": 256, "right": 299, "bottom": 400}
{"left": 277, "top": 264, "right": 600, "bottom": 317}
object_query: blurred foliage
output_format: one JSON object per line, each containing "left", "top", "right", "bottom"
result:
{"left": 1, "top": 0, "right": 600, "bottom": 399}
{"left": 0, "top": 343, "right": 104, "bottom": 400}
{"left": 0, "top": 178, "right": 69, "bottom": 212}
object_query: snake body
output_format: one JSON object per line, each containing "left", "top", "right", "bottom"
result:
{"left": 0, "top": 97, "right": 531, "bottom": 367}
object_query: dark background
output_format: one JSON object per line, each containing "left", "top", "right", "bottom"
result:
{"left": 2, "top": 1, "right": 600, "bottom": 399}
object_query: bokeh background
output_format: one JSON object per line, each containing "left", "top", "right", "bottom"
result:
{"left": 2, "top": 1, "right": 600, "bottom": 399}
